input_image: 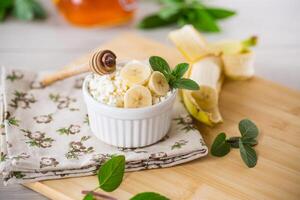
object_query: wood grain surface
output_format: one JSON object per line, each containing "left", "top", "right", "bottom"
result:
{"left": 24, "top": 33, "right": 300, "bottom": 200}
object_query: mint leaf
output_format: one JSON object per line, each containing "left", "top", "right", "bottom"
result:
{"left": 0, "top": 0, "right": 13, "bottom": 9}
{"left": 193, "top": 8, "right": 220, "bottom": 32}
{"left": 30, "top": 0, "right": 46, "bottom": 19}
{"left": 226, "top": 136, "right": 240, "bottom": 149}
{"left": 211, "top": 133, "right": 230, "bottom": 157}
{"left": 172, "top": 78, "right": 199, "bottom": 90}
{"left": 242, "top": 138, "right": 258, "bottom": 146}
{"left": 239, "top": 119, "right": 258, "bottom": 141}
{"left": 159, "top": 0, "right": 184, "bottom": 5}
{"left": 227, "top": 136, "right": 257, "bottom": 148}
{"left": 138, "top": 0, "right": 235, "bottom": 32}
{"left": 149, "top": 56, "right": 171, "bottom": 79}
{"left": 13, "top": 0, "right": 34, "bottom": 20}
{"left": 171, "top": 63, "right": 189, "bottom": 79}
{"left": 158, "top": 5, "right": 181, "bottom": 20}
{"left": 0, "top": 8, "right": 6, "bottom": 21}
{"left": 206, "top": 7, "right": 236, "bottom": 19}
{"left": 239, "top": 139, "right": 257, "bottom": 168}
{"left": 98, "top": 155, "right": 125, "bottom": 192}
{"left": 138, "top": 14, "right": 177, "bottom": 29}
{"left": 130, "top": 192, "right": 169, "bottom": 200}
{"left": 83, "top": 193, "right": 94, "bottom": 200}
{"left": 13, "top": 0, "right": 46, "bottom": 21}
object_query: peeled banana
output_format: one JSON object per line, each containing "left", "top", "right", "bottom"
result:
{"left": 168, "top": 25, "right": 257, "bottom": 126}
{"left": 183, "top": 57, "right": 223, "bottom": 126}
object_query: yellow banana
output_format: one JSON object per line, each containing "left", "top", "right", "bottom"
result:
{"left": 168, "top": 25, "right": 257, "bottom": 126}
{"left": 210, "top": 36, "right": 257, "bottom": 80}
{"left": 168, "top": 25, "right": 210, "bottom": 62}
{"left": 182, "top": 57, "right": 223, "bottom": 126}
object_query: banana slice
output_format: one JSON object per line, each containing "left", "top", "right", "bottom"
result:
{"left": 124, "top": 85, "right": 152, "bottom": 108}
{"left": 183, "top": 56, "right": 223, "bottom": 126}
{"left": 148, "top": 71, "right": 170, "bottom": 96}
{"left": 168, "top": 25, "right": 210, "bottom": 62}
{"left": 222, "top": 51, "right": 255, "bottom": 80}
{"left": 120, "top": 60, "right": 151, "bottom": 86}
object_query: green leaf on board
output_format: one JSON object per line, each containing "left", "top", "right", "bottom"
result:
{"left": 211, "top": 132, "right": 231, "bottom": 157}
{"left": 239, "top": 139, "right": 257, "bottom": 168}
{"left": 130, "top": 192, "right": 170, "bottom": 200}
{"left": 227, "top": 136, "right": 258, "bottom": 148}
{"left": 242, "top": 138, "right": 258, "bottom": 146}
{"left": 239, "top": 119, "right": 259, "bottom": 140}
{"left": 83, "top": 193, "right": 94, "bottom": 200}
{"left": 226, "top": 136, "right": 240, "bottom": 149}
{"left": 98, "top": 155, "right": 125, "bottom": 192}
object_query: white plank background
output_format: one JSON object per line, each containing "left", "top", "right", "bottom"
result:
{"left": 0, "top": 0, "right": 299, "bottom": 199}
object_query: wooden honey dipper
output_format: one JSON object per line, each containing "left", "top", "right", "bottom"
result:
{"left": 41, "top": 50, "right": 117, "bottom": 86}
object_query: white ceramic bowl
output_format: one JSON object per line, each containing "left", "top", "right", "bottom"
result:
{"left": 82, "top": 74, "right": 177, "bottom": 148}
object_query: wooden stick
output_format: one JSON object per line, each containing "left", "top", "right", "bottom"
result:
{"left": 41, "top": 50, "right": 117, "bottom": 87}
{"left": 41, "top": 63, "right": 89, "bottom": 87}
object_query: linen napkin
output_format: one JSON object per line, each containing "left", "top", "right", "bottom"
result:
{"left": 0, "top": 68, "right": 208, "bottom": 185}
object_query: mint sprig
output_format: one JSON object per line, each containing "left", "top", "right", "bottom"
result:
{"left": 83, "top": 155, "right": 169, "bottom": 200}
{"left": 138, "top": 0, "right": 236, "bottom": 32}
{"left": 0, "top": 0, "right": 46, "bottom": 22}
{"left": 149, "top": 56, "right": 199, "bottom": 90}
{"left": 211, "top": 119, "right": 259, "bottom": 168}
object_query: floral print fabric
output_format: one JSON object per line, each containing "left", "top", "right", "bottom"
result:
{"left": 0, "top": 68, "right": 208, "bottom": 185}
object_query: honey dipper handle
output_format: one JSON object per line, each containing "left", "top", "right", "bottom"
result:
{"left": 41, "top": 64, "right": 89, "bottom": 87}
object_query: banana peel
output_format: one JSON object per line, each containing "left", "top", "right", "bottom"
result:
{"left": 182, "top": 90, "right": 221, "bottom": 126}
{"left": 168, "top": 25, "right": 210, "bottom": 62}
{"left": 210, "top": 36, "right": 257, "bottom": 80}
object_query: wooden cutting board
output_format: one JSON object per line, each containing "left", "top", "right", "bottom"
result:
{"left": 24, "top": 33, "right": 300, "bottom": 200}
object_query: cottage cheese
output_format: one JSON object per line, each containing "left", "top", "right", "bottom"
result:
{"left": 88, "top": 65, "right": 172, "bottom": 107}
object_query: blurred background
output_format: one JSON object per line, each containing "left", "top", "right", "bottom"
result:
{"left": 0, "top": 0, "right": 299, "bottom": 199}
{"left": 0, "top": 0, "right": 299, "bottom": 90}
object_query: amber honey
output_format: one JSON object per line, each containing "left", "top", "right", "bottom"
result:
{"left": 55, "top": 0, "right": 136, "bottom": 27}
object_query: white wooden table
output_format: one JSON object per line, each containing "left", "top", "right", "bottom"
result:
{"left": 0, "top": 0, "right": 299, "bottom": 199}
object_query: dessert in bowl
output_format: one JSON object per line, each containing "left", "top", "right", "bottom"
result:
{"left": 82, "top": 50, "right": 199, "bottom": 148}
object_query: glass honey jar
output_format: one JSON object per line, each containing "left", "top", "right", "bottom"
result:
{"left": 54, "top": 0, "right": 137, "bottom": 27}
